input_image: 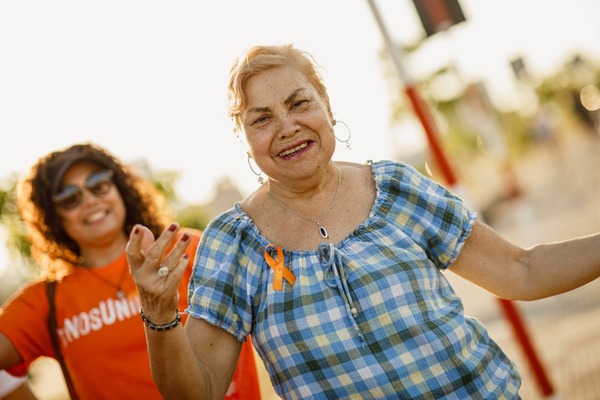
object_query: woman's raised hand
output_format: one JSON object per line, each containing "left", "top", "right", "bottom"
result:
{"left": 126, "top": 223, "right": 190, "bottom": 323}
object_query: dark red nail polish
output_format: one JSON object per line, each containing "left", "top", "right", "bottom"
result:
{"left": 168, "top": 224, "right": 177, "bottom": 232}
{"left": 183, "top": 253, "right": 189, "bottom": 260}
{"left": 181, "top": 233, "right": 190, "bottom": 242}
{"left": 133, "top": 227, "right": 139, "bottom": 234}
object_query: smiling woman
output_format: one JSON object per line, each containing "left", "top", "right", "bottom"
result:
{"left": 125, "top": 43, "right": 600, "bottom": 400}
{"left": 0, "top": 143, "right": 261, "bottom": 400}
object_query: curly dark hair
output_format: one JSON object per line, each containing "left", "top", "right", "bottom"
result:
{"left": 17, "top": 142, "right": 170, "bottom": 279}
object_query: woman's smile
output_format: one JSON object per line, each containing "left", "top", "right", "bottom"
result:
{"left": 277, "top": 141, "right": 312, "bottom": 159}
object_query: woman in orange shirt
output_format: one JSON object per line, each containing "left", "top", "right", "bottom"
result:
{"left": 0, "top": 143, "right": 260, "bottom": 400}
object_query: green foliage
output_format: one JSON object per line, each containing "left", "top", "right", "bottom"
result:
{"left": 0, "top": 179, "right": 32, "bottom": 260}
{"left": 152, "top": 170, "right": 181, "bottom": 204}
{"left": 385, "top": 50, "right": 600, "bottom": 165}
{"left": 176, "top": 205, "right": 211, "bottom": 231}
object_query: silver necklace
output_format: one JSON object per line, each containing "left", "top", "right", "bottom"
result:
{"left": 268, "top": 167, "right": 341, "bottom": 239}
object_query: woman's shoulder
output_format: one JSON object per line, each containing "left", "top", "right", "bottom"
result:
{"left": 334, "top": 159, "right": 422, "bottom": 201}
{"left": 363, "top": 159, "right": 452, "bottom": 207}
{"left": 12, "top": 278, "right": 47, "bottom": 295}
{"left": 368, "top": 159, "right": 418, "bottom": 175}
{"left": 205, "top": 203, "right": 246, "bottom": 227}
{"left": 201, "top": 203, "right": 256, "bottom": 242}
{"left": 337, "top": 159, "right": 417, "bottom": 176}
{"left": 1, "top": 278, "right": 49, "bottom": 311}
{"left": 345, "top": 159, "right": 421, "bottom": 191}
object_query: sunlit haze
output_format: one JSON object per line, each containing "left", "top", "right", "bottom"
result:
{"left": 1, "top": 0, "right": 598, "bottom": 204}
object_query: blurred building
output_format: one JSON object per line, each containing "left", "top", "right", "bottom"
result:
{"left": 204, "top": 177, "right": 244, "bottom": 219}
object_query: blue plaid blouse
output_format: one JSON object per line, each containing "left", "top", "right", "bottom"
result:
{"left": 187, "top": 160, "right": 521, "bottom": 399}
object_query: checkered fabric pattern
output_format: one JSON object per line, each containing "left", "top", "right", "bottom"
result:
{"left": 188, "top": 160, "right": 522, "bottom": 399}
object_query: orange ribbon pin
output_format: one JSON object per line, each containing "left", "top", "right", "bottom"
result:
{"left": 264, "top": 243, "right": 296, "bottom": 291}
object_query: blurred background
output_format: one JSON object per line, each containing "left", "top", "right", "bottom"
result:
{"left": 1, "top": 1, "right": 599, "bottom": 399}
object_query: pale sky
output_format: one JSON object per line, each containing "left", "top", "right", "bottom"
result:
{"left": 1, "top": 0, "right": 599, "bottom": 205}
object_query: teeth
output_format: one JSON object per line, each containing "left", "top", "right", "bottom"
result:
{"left": 279, "top": 142, "right": 308, "bottom": 157}
{"left": 86, "top": 210, "right": 107, "bottom": 223}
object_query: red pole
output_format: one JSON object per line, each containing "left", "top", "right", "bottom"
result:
{"left": 404, "top": 68, "right": 556, "bottom": 400}
{"left": 366, "top": 0, "right": 556, "bottom": 396}
{"left": 498, "top": 299, "right": 555, "bottom": 396}
{"left": 403, "top": 85, "right": 457, "bottom": 185}
{"left": 407, "top": 78, "right": 556, "bottom": 400}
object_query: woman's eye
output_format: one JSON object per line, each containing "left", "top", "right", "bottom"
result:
{"left": 253, "top": 115, "right": 270, "bottom": 125}
{"left": 292, "top": 99, "right": 310, "bottom": 108}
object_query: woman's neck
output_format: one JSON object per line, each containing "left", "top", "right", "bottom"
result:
{"left": 78, "top": 233, "right": 128, "bottom": 268}
{"left": 267, "top": 163, "right": 339, "bottom": 200}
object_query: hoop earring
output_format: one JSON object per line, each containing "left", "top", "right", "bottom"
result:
{"left": 333, "top": 120, "right": 352, "bottom": 150}
{"left": 247, "top": 154, "right": 265, "bottom": 184}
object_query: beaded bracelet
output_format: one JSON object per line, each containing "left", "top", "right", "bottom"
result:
{"left": 140, "top": 309, "right": 181, "bottom": 331}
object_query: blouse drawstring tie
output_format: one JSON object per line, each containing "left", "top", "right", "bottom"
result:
{"left": 319, "top": 243, "right": 365, "bottom": 342}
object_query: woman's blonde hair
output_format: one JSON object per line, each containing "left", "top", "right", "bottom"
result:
{"left": 227, "top": 44, "right": 332, "bottom": 135}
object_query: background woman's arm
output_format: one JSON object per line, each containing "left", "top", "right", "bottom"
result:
{"left": 0, "top": 334, "right": 21, "bottom": 371}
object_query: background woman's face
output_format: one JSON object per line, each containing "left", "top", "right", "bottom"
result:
{"left": 56, "top": 161, "right": 127, "bottom": 250}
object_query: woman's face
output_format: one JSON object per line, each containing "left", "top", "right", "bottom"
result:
{"left": 55, "top": 161, "right": 127, "bottom": 250}
{"left": 241, "top": 65, "right": 335, "bottom": 183}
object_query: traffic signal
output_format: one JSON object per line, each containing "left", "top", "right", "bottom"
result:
{"left": 412, "top": 0, "right": 466, "bottom": 37}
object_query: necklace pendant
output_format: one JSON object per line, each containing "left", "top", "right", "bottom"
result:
{"left": 116, "top": 290, "right": 126, "bottom": 299}
{"left": 319, "top": 226, "right": 329, "bottom": 239}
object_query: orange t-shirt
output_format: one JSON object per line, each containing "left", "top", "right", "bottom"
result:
{"left": 0, "top": 229, "right": 261, "bottom": 400}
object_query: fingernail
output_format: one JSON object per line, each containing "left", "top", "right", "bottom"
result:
{"left": 168, "top": 223, "right": 177, "bottom": 232}
{"left": 133, "top": 227, "right": 139, "bottom": 234}
{"left": 181, "top": 233, "right": 190, "bottom": 242}
{"left": 183, "top": 253, "right": 189, "bottom": 260}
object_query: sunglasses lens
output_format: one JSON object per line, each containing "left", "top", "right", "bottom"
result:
{"left": 53, "top": 186, "right": 82, "bottom": 209}
{"left": 53, "top": 170, "right": 114, "bottom": 209}
{"left": 87, "top": 170, "right": 114, "bottom": 196}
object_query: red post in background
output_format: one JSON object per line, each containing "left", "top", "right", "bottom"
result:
{"left": 404, "top": 82, "right": 555, "bottom": 398}
{"left": 367, "top": 0, "right": 556, "bottom": 397}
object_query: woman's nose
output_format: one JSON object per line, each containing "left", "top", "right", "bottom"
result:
{"left": 277, "top": 114, "right": 301, "bottom": 138}
{"left": 79, "top": 187, "right": 100, "bottom": 206}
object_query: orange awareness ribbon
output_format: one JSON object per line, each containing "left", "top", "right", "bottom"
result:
{"left": 263, "top": 243, "right": 296, "bottom": 291}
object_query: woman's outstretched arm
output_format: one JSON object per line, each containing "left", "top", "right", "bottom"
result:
{"left": 451, "top": 220, "right": 600, "bottom": 301}
{"left": 126, "top": 223, "right": 241, "bottom": 400}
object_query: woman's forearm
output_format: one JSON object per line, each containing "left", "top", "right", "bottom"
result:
{"left": 142, "top": 315, "right": 241, "bottom": 400}
{"left": 144, "top": 325, "right": 211, "bottom": 400}
{"left": 524, "top": 232, "right": 600, "bottom": 300}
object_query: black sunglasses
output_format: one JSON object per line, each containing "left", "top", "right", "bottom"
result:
{"left": 52, "top": 170, "right": 115, "bottom": 209}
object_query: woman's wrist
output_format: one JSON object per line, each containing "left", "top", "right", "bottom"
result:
{"left": 140, "top": 309, "right": 181, "bottom": 331}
